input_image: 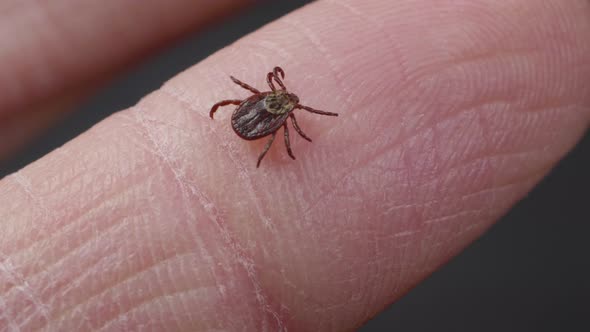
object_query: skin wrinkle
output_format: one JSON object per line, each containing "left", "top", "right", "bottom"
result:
{"left": 301, "top": 54, "right": 545, "bottom": 214}
{"left": 9, "top": 183, "right": 159, "bottom": 330}
{"left": 124, "top": 109, "right": 184, "bottom": 330}
{"left": 414, "top": 51, "right": 536, "bottom": 101}
{"left": 91, "top": 275, "right": 211, "bottom": 331}
{"left": 143, "top": 204, "right": 185, "bottom": 330}
{"left": 1, "top": 174, "right": 54, "bottom": 273}
{"left": 328, "top": 0, "right": 414, "bottom": 88}
{"left": 94, "top": 287, "right": 212, "bottom": 332}
{"left": 292, "top": 122, "right": 553, "bottom": 326}
{"left": 415, "top": 149, "right": 544, "bottom": 205}
{"left": 417, "top": 176, "right": 539, "bottom": 272}
{"left": 301, "top": 124, "right": 420, "bottom": 217}
{"left": 163, "top": 265, "right": 193, "bottom": 331}
{"left": 23, "top": 252, "right": 134, "bottom": 330}
{"left": 126, "top": 109, "right": 237, "bottom": 326}
{"left": 423, "top": 128, "right": 564, "bottom": 193}
{"left": 132, "top": 106, "right": 194, "bottom": 209}
{"left": 440, "top": 49, "right": 568, "bottom": 105}
{"left": 55, "top": 249, "right": 136, "bottom": 323}
{"left": 301, "top": 84, "right": 577, "bottom": 218}
{"left": 115, "top": 110, "right": 229, "bottom": 329}
{"left": 25, "top": 218, "right": 138, "bottom": 328}
{"left": 327, "top": 6, "right": 526, "bottom": 113}
{"left": 157, "top": 86, "right": 274, "bottom": 230}
{"left": 280, "top": 17, "right": 351, "bottom": 106}
{"left": 231, "top": 35, "right": 303, "bottom": 77}
{"left": 243, "top": 40, "right": 297, "bottom": 66}
{"left": 11, "top": 173, "right": 50, "bottom": 221}
{"left": 45, "top": 218, "right": 138, "bottom": 319}
{"left": 122, "top": 183, "right": 225, "bottom": 328}
{"left": 129, "top": 101, "right": 287, "bottom": 331}
{"left": 42, "top": 249, "right": 203, "bottom": 330}
{"left": 385, "top": 249, "right": 408, "bottom": 304}
{"left": 0, "top": 166, "right": 147, "bottom": 286}
{"left": 140, "top": 199, "right": 182, "bottom": 331}
{"left": 423, "top": 208, "right": 486, "bottom": 226}
{"left": 115, "top": 112, "right": 201, "bottom": 139}
{"left": 357, "top": 232, "right": 385, "bottom": 321}
{"left": 125, "top": 108, "right": 228, "bottom": 330}
{"left": 0, "top": 294, "right": 20, "bottom": 332}
{"left": 0, "top": 254, "right": 50, "bottom": 328}
{"left": 0, "top": 128, "right": 127, "bottom": 261}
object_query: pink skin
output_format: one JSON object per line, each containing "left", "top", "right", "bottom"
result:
{"left": 0, "top": 0, "right": 247, "bottom": 159}
{"left": 1, "top": 0, "right": 589, "bottom": 331}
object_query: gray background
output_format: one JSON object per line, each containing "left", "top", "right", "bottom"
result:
{"left": 1, "top": 1, "right": 588, "bottom": 331}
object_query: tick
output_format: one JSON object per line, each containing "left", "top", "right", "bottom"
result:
{"left": 210, "top": 66, "right": 338, "bottom": 167}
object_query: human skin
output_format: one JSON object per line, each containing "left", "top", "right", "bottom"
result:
{"left": 0, "top": 0, "right": 248, "bottom": 159}
{"left": 0, "top": 0, "right": 589, "bottom": 331}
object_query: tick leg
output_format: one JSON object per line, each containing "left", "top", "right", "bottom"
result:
{"left": 273, "top": 66, "right": 285, "bottom": 80}
{"left": 283, "top": 123, "right": 296, "bottom": 160}
{"left": 296, "top": 104, "right": 339, "bottom": 116}
{"left": 289, "top": 113, "right": 312, "bottom": 142}
{"left": 230, "top": 76, "right": 260, "bottom": 94}
{"left": 267, "top": 70, "right": 286, "bottom": 91}
{"left": 257, "top": 132, "right": 277, "bottom": 168}
{"left": 210, "top": 99, "right": 242, "bottom": 119}
{"left": 272, "top": 67, "right": 286, "bottom": 90}
{"left": 266, "top": 72, "right": 277, "bottom": 91}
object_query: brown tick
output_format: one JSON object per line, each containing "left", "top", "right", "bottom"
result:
{"left": 210, "top": 66, "right": 338, "bottom": 167}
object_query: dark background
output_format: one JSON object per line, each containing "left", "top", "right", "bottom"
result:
{"left": 1, "top": 1, "right": 588, "bottom": 331}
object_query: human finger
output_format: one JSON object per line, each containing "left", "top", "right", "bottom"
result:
{"left": 0, "top": 0, "right": 250, "bottom": 160}
{"left": 1, "top": 0, "right": 589, "bottom": 331}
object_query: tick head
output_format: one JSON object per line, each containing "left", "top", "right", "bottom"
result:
{"left": 286, "top": 92, "right": 299, "bottom": 105}
{"left": 265, "top": 91, "right": 299, "bottom": 115}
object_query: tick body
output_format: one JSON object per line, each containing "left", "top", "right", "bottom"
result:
{"left": 210, "top": 66, "right": 338, "bottom": 167}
